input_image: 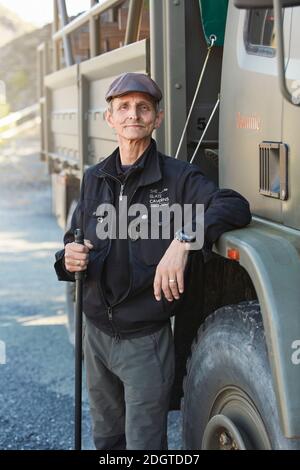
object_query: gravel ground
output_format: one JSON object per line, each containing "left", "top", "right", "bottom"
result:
{"left": 0, "top": 127, "right": 182, "bottom": 450}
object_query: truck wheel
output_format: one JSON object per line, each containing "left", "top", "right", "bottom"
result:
{"left": 182, "top": 300, "right": 300, "bottom": 450}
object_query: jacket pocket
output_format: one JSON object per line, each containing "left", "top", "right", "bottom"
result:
{"left": 85, "top": 249, "right": 106, "bottom": 281}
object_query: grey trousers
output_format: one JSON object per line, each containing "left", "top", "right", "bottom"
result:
{"left": 83, "top": 318, "right": 175, "bottom": 450}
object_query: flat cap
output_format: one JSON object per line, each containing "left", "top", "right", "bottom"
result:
{"left": 105, "top": 72, "right": 162, "bottom": 103}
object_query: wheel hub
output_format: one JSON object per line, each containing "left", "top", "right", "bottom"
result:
{"left": 202, "top": 414, "right": 246, "bottom": 450}
{"left": 201, "top": 386, "right": 271, "bottom": 450}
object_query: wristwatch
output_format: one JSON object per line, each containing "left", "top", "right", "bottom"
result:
{"left": 175, "top": 230, "right": 196, "bottom": 243}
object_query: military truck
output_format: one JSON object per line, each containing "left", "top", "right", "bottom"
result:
{"left": 38, "top": 0, "right": 300, "bottom": 449}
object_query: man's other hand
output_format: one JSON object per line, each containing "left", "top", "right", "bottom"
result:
{"left": 153, "top": 239, "right": 189, "bottom": 302}
{"left": 64, "top": 239, "right": 94, "bottom": 272}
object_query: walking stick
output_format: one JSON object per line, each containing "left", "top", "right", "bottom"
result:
{"left": 74, "top": 228, "right": 84, "bottom": 450}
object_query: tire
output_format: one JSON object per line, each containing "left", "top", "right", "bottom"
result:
{"left": 182, "top": 300, "right": 300, "bottom": 450}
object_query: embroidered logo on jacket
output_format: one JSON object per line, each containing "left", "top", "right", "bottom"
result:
{"left": 149, "top": 188, "right": 169, "bottom": 207}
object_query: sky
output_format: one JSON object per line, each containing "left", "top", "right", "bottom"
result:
{"left": 0, "top": 0, "right": 92, "bottom": 27}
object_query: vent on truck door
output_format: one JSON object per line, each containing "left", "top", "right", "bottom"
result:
{"left": 259, "top": 141, "right": 288, "bottom": 200}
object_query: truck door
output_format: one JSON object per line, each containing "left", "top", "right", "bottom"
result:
{"left": 282, "top": 6, "right": 300, "bottom": 231}
{"left": 219, "top": 1, "right": 292, "bottom": 223}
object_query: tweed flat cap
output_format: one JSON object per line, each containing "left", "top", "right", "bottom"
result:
{"left": 105, "top": 72, "right": 162, "bottom": 102}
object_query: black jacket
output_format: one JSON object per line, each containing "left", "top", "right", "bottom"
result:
{"left": 54, "top": 140, "right": 251, "bottom": 339}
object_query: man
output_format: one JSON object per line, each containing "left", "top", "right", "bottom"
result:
{"left": 54, "top": 72, "right": 251, "bottom": 450}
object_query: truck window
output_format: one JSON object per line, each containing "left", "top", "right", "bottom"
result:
{"left": 245, "top": 9, "right": 276, "bottom": 57}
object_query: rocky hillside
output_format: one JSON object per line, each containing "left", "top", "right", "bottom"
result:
{"left": 0, "top": 4, "right": 35, "bottom": 48}
{"left": 0, "top": 22, "right": 52, "bottom": 112}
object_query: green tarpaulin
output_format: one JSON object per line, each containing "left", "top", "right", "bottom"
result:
{"left": 199, "top": 0, "right": 229, "bottom": 46}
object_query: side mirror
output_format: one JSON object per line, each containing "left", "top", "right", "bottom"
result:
{"left": 234, "top": 0, "right": 300, "bottom": 7}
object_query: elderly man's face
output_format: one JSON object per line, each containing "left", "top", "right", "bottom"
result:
{"left": 105, "top": 92, "right": 163, "bottom": 143}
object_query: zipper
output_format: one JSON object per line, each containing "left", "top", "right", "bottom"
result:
{"left": 95, "top": 263, "right": 120, "bottom": 340}
{"left": 107, "top": 306, "right": 120, "bottom": 342}
{"left": 112, "top": 185, "right": 139, "bottom": 303}
{"left": 95, "top": 172, "right": 123, "bottom": 340}
{"left": 99, "top": 169, "right": 121, "bottom": 184}
{"left": 97, "top": 184, "right": 140, "bottom": 340}
{"left": 119, "top": 183, "right": 125, "bottom": 201}
{"left": 107, "top": 305, "right": 113, "bottom": 321}
{"left": 100, "top": 169, "right": 126, "bottom": 203}
{"left": 96, "top": 169, "right": 141, "bottom": 341}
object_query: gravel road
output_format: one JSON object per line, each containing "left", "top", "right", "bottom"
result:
{"left": 0, "top": 127, "right": 181, "bottom": 450}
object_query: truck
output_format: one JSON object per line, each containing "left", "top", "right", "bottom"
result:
{"left": 38, "top": 0, "right": 300, "bottom": 449}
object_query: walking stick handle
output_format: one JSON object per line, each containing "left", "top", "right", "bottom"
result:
{"left": 74, "top": 229, "right": 84, "bottom": 281}
{"left": 74, "top": 228, "right": 84, "bottom": 245}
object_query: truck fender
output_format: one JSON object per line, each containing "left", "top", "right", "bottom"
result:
{"left": 214, "top": 217, "right": 300, "bottom": 438}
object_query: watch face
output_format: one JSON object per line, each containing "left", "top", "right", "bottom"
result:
{"left": 176, "top": 230, "right": 195, "bottom": 243}
{"left": 183, "top": 233, "right": 196, "bottom": 243}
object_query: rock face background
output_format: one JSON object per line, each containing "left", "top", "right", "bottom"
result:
{"left": 0, "top": 4, "right": 35, "bottom": 48}
{"left": 0, "top": 2, "right": 150, "bottom": 114}
{"left": 0, "top": 5, "right": 51, "bottom": 113}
